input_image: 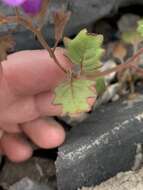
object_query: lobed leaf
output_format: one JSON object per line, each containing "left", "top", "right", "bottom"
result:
{"left": 64, "top": 29, "right": 104, "bottom": 74}
{"left": 121, "top": 30, "right": 142, "bottom": 45}
{"left": 137, "top": 19, "right": 143, "bottom": 37}
{"left": 54, "top": 79, "right": 96, "bottom": 116}
{"left": 95, "top": 77, "right": 106, "bottom": 95}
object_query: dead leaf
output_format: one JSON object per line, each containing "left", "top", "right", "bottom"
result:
{"left": 113, "top": 41, "right": 127, "bottom": 62}
{"left": 0, "top": 14, "right": 8, "bottom": 25}
{"left": 53, "top": 10, "right": 71, "bottom": 50}
{"left": 0, "top": 35, "right": 15, "bottom": 62}
{"left": 36, "top": 0, "right": 51, "bottom": 29}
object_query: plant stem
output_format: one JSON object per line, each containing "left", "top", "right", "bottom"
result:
{"left": 35, "top": 30, "right": 67, "bottom": 73}
{"left": 1, "top": 14, "right": 143, "bottom": 78}
{"left": 0, "top": 12, "right": 67, "bottom": 74}
{"left": 87, "top": 47, "right": 143, "bottom": 79}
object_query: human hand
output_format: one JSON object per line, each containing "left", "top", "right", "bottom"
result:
{"left": 0, "top": 48, "right": 70, "bottom": 162}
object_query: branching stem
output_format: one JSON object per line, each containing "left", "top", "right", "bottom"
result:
{"left": 1, "top": 13, "right": 143, "bottom": 79}
{"left": 86, "top": 47, "right": 143, "bottom": 79}
{"left": 0, "top": 12, "right": 67, "bottom": 74}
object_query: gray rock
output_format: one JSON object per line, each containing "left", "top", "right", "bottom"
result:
{"left": 80, "top": 166, "right": 143, "bottom": 190}
{"left": 9, "top": 177, "right": 53, "bottom": 190}
{"left": 56, "top": 94, "right": 143, "bottom": 190}
{"left": 0, "top": 157, "right": 56, "bottom": 190}
{"left": 1, "top": 0, "right": 143, "bottom": 50}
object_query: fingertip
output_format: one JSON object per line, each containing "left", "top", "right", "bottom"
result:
{"left": 36, "top": 123, "right": 66, "bottom": 149}
{"left": 22, "top": 118, "right": 66, "bottom": 149}
{"left": 1, "top": 133, "right": 33, "bottom": 162}
{"left": 44, "top": 121, "right": 66, "bottom": 148}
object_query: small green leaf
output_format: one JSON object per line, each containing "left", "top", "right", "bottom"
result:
{"left": 96, "top": 77, "right": 106, "bottom": 95}
{"left": 54, "top": 79, "right": 96, "bottom": 115}
{"left": 121, "top": 30, "right": 142, "bottom": 45}
{"left": 64, "top": 29, "right": 104, "bottom": 73}
{"left": 137, "top": 19, "right": 143, "bottom": 37}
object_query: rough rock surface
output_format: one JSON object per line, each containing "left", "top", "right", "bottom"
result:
{"left": 9, "top": 177, "right": 53, "bottom": 190}
{"left": 0, "top": 157, "right": 56, "bottom": 190}
{"left": 56, "top": 94, "right": 143, "bottom": 190}
{"left": 1, "top": 0, "right": 143, "bottom": 50}
{"left": 80, "top": 166, "right": 143, "bottom": 190}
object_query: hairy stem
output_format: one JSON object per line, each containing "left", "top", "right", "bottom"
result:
{"left": 35, "top": 30, "right": 67, "bottom": 73}
{"left": 86, "top": 47, "right": 143, "bottom": 79}
{"left": 1, "top": 14, "right": 143, "bottom": 79}
{"left": 0, "top": 13, "right": 67, "bottom": 74}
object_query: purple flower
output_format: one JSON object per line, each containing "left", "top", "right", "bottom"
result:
{"left": 2, "top": 0, "right": 26, "bottom": 6}
{"left": 21, "top": 0, "right": 42, "bottom": 15}
{"left": 2, "top": 0, "right": 42, "bottom": 15}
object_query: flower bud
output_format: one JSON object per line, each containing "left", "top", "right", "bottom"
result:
{"left": 21, "top": 0, "right": 42, "bottom": 15}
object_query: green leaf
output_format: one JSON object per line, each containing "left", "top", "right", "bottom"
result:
{"left": 54, "top": 79, "right": 96, "bottom": 115}
{"left": 137, "top": 19, "right": 143, "bottom": 37}
{"left": 96, "top": 77, "right": 106, "bottom": 95}
{"left": 121, "top": 30, "right": 142, "bottom": 45}
{"left": 64, "top": 29, "right": 104, "bottom": 73}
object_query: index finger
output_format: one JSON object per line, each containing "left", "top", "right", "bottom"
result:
{"left": 2, "top": 48, "right": 71, "bottom": 96}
